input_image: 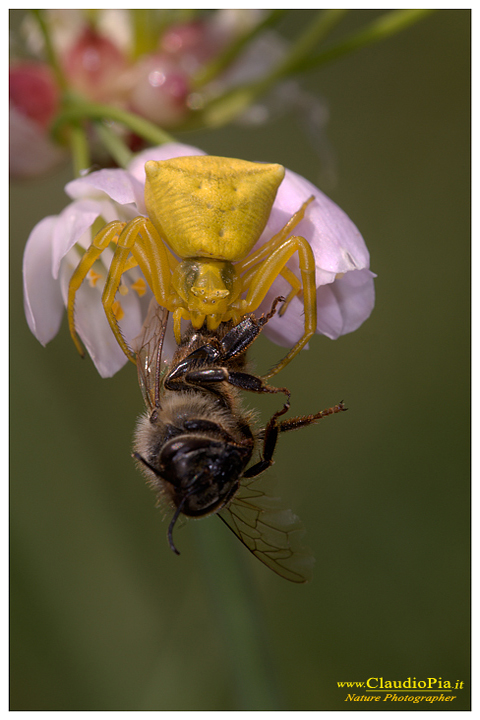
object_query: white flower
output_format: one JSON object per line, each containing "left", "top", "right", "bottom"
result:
{"left": 23, "top": 141, "right": 375, "bottom": 377}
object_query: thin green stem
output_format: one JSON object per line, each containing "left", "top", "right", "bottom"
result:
{"left": 69, "top": 124, "right": 91, "bottom": 177}
{"left": 192, "top": 9, "right": 289, "bottom": 89}
{"left": 30, "top": 9, "right": 68, "bottom": 91}
{"left": 292, "top": 9, "right": 436, "bottom": 74}
{"left": 190, "top": 8, "right": 433, "bottom": 130}
{"left": 190, "top": 9, "right": 346, "bottom": 128}
{"left": 131, "top": 9, "right": 166, "bottom": 59}
{"left": 94, "top": 121, "right": 134, "bottom": 169}
{"left": 267, "top": 9, "right": 348, "bottom": 84}
{"left": 52, "top": 97, "right": 176, "bottom": 148}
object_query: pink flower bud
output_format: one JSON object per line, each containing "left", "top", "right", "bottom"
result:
{"left": 9, "top": 62, "right": 60, "bottom": 129}
{"left": 62, "top": 26, "right": 128, "bottom": 102}
{"left": 161, "top": 21, "right": 206, "bottom": 55}
{"left": 161, "top": 21, "right": 219, "bottom": 69}
{"left": 9, "top": 62, "right": 66, "bottom": 179}
{"left": 129, "top": 54, "right": 190, "bottom": 127}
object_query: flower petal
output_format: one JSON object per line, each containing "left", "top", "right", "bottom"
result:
{"left": 51, "top": 199, "right": 105, "bottom": 279}
{"left": 9, "top": 106, "right": 66, "bottom": 179}
{"left": 23, "top": 215, "right": 65, "bottom": 344}
{"left": 316, "top": 268, "right": 376, "bottom": 339}
{"left": 261, "top": 168, "right": 370, "bottom": 276}
{"left": 59, "top": 256, "right": 144, "bottom": 378}
{"left": 65, "top": 167, "right": 144, "bottom": 208}
{"left": 259, "top": 293, "right": 305, "bottom": 349}
{"left": 260, "top": 269, "right": 376, "bottom": 347}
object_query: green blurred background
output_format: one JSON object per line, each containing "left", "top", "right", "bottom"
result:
{"left": 10, "top": 9, "right": 470, "bottom": 711}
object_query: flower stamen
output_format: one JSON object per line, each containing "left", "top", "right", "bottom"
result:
{"left": 87, "top": 268, "right": 103, "bottom": 287}
{"left": 112, "top": 299, "right": 124, "bottom": 321}
{"left": 131, "top": 277, "right": 147, "bottom": 296}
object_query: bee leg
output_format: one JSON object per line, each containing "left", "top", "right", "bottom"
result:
{"left": 278, "top": 401, "right": 348, "bottom": 433}
{"left": 180, "top": 366, "right": 291, "bottom": 406}
{"left": 258, "top": 295, "right": 286, "bottom": 325}
{"left": 218, "top": 295, "right": 285, "bottom": 361}
{"left": 243, "top": 401, "right": 291, "bottom": 479}
{"left": 166, "top": 295, "right": 284, "bottom": 384}
{"left": 164, "top": 344, "right": 220, "bottom": 390}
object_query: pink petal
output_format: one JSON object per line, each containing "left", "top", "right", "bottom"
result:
{"left": 258, "top": 268, "right": 375, "bottom": 348}
{"left": 51, "top": 199, "right": 105, "bottom": 279}
{"left": 316, "top": 268, "right": 376, "bottom": 339}
{"left": 261, "top": 168, "right": 370, "bottom": 276}
{"left": 9, "top": 106, "right": 66, "bottom": 179}
{"left": 23, "top": 216, "right": 65, "bottom": 345}
{"left": 65, "top": 167, "right": 144, "bottom": 208}
{"left": 259, "top": 293, "right": 305, "bottom": 349}
{"left": 58, "top": 259, "right": 145, "bottom": 378}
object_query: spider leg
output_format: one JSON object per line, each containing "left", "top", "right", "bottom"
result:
{"left": 101, "top": 216, "right": 182, "bottom": 363}
{"left": 235, "top": 196, "right": 314, "bottom": 275}
{"left": 234, "top": 197, "right": 313, "bottom": 317}
{"left": 238, "top": 263, "right": 301, "bottom": 317}
{"left": 172, "top": 307, "right": 192, "bottom": 343}
{"left": 101, "top": 221, "right": 142, "bottom": 362}
{"left": 102, "top": 216, "right": 180, "bottom": 363}
{"left": 128, "top": 217, "right": 178, "bottom": 305}
{"left": 243, "top": 398, "right": 291, "bottom": 478}
{"left": 240, "top": 234, "right": 317, "bottom": 378}
{"left": 67, "top": 220, "right": 126, "bottom": 357}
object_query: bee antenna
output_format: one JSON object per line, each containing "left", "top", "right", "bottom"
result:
{"left": 168, "top": 498, "right": 187, "bottom": 556}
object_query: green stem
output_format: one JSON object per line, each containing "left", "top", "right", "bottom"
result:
{"left": 191, "top": 9, "right": 346, "bottom": 128}
{"left": 30, "top": 9, "right": 68, "bottom": 91}
{"left": 69, "top": 124, "right": 91, "bottom": 177}
{"left": 292, "top": 9, "right": 436, "bottom": 74}
{"left": 267, "top": 9, "right": 348, "bottom": 84}
{"left": 190, "top": 8, "right": 433, "bottom": 130}
{"left": 131, "top": 9, "right": 166, "bottom": 59}
{"left": 192, "top": 9, "right": 289, "bottom": 89}
{"left": 52, "top": 97, "right": 176, "bottom": 147}
{"left": 193, "top": 520, "right": 283, "bottom": 710}
{"left": 94, "top": 121, "right": 134, "bottom": 169}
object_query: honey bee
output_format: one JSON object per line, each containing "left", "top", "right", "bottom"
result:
{"left": 132, "top": 297, "right": 346, "bottom": 583}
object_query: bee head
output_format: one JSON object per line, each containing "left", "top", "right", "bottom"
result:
{"left": 133, "top": 435, "right": 251, "bottom": 555}
{"left": 160, "top": 435, "right": 249, "bottom": 517}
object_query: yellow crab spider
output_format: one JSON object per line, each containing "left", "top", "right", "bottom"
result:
{"left": 67, "top": 155, "right": 317, "bottom": 378}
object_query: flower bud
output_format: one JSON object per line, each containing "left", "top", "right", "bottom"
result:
{"left": 62, "top": 26, "right": 128, "bottom": 102}
{"left": 9, "top": 62, "right": 66, "bottom": 179}
{"left": 129, "top": 54, "right": 190, "bottom": 127}
{"left": 9, "top": 62, "right": 59, "bottom": 129}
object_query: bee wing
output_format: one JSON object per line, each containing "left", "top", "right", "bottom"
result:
{"left": 132, "top": 299, "right": 169, "bottom": 410}
{"left": 219, "top": 476, "right": 314, "bottom": 583}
